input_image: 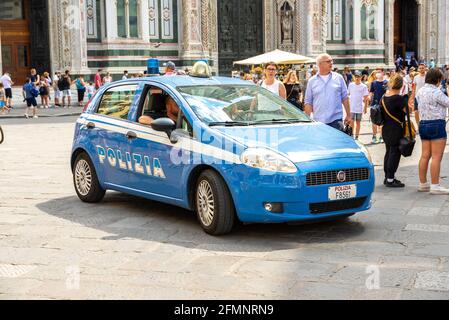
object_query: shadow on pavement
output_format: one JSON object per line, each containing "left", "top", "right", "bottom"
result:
{"left": 36, "top": 192, "right": 366, "bottom": 252}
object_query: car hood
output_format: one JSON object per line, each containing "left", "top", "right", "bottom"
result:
{"left": 212, "top": 122, "right": 366, "bottom": 162}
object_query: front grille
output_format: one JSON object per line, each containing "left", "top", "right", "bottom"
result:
{"left": 309, "top": 197, "right": 367, "bottom": 214}
{"left": 306, "top": 168, "right": 369, "bottom": 186}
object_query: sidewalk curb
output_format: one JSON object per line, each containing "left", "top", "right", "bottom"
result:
{"left": 0, "top": 112, "right": 82, "bottom": 120}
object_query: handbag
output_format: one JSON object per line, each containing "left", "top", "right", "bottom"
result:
{"left": 370, "top": 103, "right": 384, "bottom": 125}
{"left": 382, "top": 98, "right": 416, "bottom": 157}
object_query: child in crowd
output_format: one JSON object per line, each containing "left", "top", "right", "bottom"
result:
{"left": 348, "top": 71, "right": 370, "bottom": 140}
{"left": 86, "top": 82, "right": 95, "bottom": 100}
{"left": 0, "top": 83, "right": 10, "bottom": 114}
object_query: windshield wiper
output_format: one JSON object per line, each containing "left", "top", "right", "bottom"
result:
{"left": 253, "top": 119, "right": 311, "bottom": 124}
{"left": 208, "top": 121, "right": 252, "bottom": 127}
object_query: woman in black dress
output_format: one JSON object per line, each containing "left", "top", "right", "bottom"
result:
{"left": 283, "top": 70, "right": 303, "bottom": 110}
{"left": 381, "top": 74, "right": 408, "bottom": 188}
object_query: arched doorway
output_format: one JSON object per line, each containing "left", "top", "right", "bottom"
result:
{"left": 394, "top": 0, "right": 419, "bottom": 62}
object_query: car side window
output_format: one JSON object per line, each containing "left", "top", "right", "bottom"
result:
{"left": 97, "top": 84, "right": 138, "bottom": 120}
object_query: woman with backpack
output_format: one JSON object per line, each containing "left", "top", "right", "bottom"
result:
{"left": 75, "top": 76, "right": 86, "bottom": 107}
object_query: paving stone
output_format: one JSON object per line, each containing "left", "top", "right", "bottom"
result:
{"left": 414, "top": 271, "right": 449, "bottom": 292}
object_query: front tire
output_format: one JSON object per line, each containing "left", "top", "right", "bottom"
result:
{"left": 195, "top": 170, "right": 235, "bottom": 235}
{"left": 73, "top": 152, "right": 105, "bottom": 203}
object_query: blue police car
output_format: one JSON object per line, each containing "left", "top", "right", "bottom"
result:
{"left": 71, "top": 62, "right": 375, "bottom": 235}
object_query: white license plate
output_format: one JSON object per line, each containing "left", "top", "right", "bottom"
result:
{"left": 328, "top": 184, "right": 357, "bottom": 201}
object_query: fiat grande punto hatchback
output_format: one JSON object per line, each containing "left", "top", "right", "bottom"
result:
{"left": 71, "top": 65, "right": 375, "bottom": 235}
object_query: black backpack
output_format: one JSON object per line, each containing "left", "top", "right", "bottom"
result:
{"left": 58, "top": 76, "right": 69, "bottom": 90}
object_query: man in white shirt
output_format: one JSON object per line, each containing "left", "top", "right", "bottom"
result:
{"left": 122, "top": 70, "right": 129, "bottom": 80}
{"left": 413, "top": 63, "right": 427, "bottom": 124}
{"left": 348, "top": 71, "right": 369, "bottom": 139}
{"left": 0, "top": 72, "right": 14, "bottom": 109}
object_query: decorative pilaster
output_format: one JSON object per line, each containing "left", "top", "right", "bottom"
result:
{"left": 48, "top": 0, "right": 89, "bottom": 74}
{"left": 105, "top": 0, "right": 118, "bottom": 40}
{"left": 306, "top": 0, "right": 326, "bottom": 56}
{"left": 437, "top": 0, "right": 449, "bottom": 64}
{"left": 200, "top": 0, "right": 218, "bottom": 72}
{"left": 384, "top": 0, "right": 394, "bottom": 67}
{"left": 180, "top": 0, "right": 204, "bottom": 62}
{"left": 141, "top": 0, "right": 150, "bottom": 41}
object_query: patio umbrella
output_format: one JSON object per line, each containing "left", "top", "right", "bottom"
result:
{"left": 233, "top": 49, "right": 315, "bottom": 65}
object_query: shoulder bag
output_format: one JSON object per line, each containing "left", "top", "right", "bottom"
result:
{"left": 381, "top": 98, "right": 416, "bottom": 157}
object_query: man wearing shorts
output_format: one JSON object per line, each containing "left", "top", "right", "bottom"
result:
{"left": 348, "top": 71, "right": 369, "bottom": 140}
{"left": 60, "top": 70, "right": 72, "bottom": 108}
{"left": 0, "top": 72, "right": 14, "bottom": 109}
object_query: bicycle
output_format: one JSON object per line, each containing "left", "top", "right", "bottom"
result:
{"left": 0, "top": 125, "right": 3, "bottom": 144}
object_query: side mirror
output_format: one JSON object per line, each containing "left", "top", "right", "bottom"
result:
{"left": 151, "top": 118, "right": 176, "bottom": 139}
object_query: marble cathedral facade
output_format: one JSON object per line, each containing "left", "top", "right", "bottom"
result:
{"left": 1, "top": 0, "right": 449, "bottom": 79}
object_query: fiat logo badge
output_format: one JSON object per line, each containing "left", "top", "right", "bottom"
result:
{"left": 337, "top": 171, "right": 346, "bottom": 182}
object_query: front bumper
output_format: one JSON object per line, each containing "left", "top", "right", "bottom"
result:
{"left": 224, "top": 157, "right": 375, "bottom": 223}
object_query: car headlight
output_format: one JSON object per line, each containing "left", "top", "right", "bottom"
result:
{"left": 356, "top": 141, "right": 373, "bottom": 164}
{"left": 240, "top": 148, "right": 298, "bottom": 173}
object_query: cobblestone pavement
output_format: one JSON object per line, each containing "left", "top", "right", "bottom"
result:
{"left": 1, "top": 116, "right": 449, "bottom": 300}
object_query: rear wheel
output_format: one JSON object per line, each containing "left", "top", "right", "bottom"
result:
{"left": 73, "top": 152, "right": 105, "bottom": 203}
{"left": 0, "top": 126, "right": 4, "bottom": 144}
{"left": 195, "top": 170, "right": 235, "bottom": 235}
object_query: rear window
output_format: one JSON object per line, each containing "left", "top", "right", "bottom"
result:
{"left": 96, "top": 84, "right": 138, "bottom": 120}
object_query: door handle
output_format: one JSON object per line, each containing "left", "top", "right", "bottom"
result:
{"left": 86, "top": 122, "right": 95, "bottom": 129}
{"left": 126, "top": 131, "right": 137, "bottom": 139}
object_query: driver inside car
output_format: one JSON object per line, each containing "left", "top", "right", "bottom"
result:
{"left": 138, "top": 95, "right": 179, "bottom": 125}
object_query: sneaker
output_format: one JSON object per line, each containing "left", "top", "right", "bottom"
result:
{"left": 378, "top": 136, "right": 384, "bottom": 144}
{"left": 430, "top": 185, "right": 449, "bottom": 195}
{"left": 33, "top": 115, "right": 38, "bottom": 119}
{"left": 25, "top": 113, "right": 29, "bottom": 119}
{"left": 372, "top": 136, "right": 377, "bottom": 144}
{"left": 385, "top": 179, "right": 405, "bottom": 188}
{"left": 418, "top": 182, "right": 430, "bottom": 192}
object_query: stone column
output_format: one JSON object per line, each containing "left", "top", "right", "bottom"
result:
{"left": 179, "top": 0, "right": 204, "bottom": 66}
{"left": 48, "top": 0, "right": 90, "bottom": 74}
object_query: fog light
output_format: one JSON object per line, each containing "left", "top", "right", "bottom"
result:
{"left": 263, "top": 202, "right": 284, "bottom": 213}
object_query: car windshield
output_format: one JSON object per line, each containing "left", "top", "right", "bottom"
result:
{"left": 177, "top": 85, "right": 311, "bottom": 126}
